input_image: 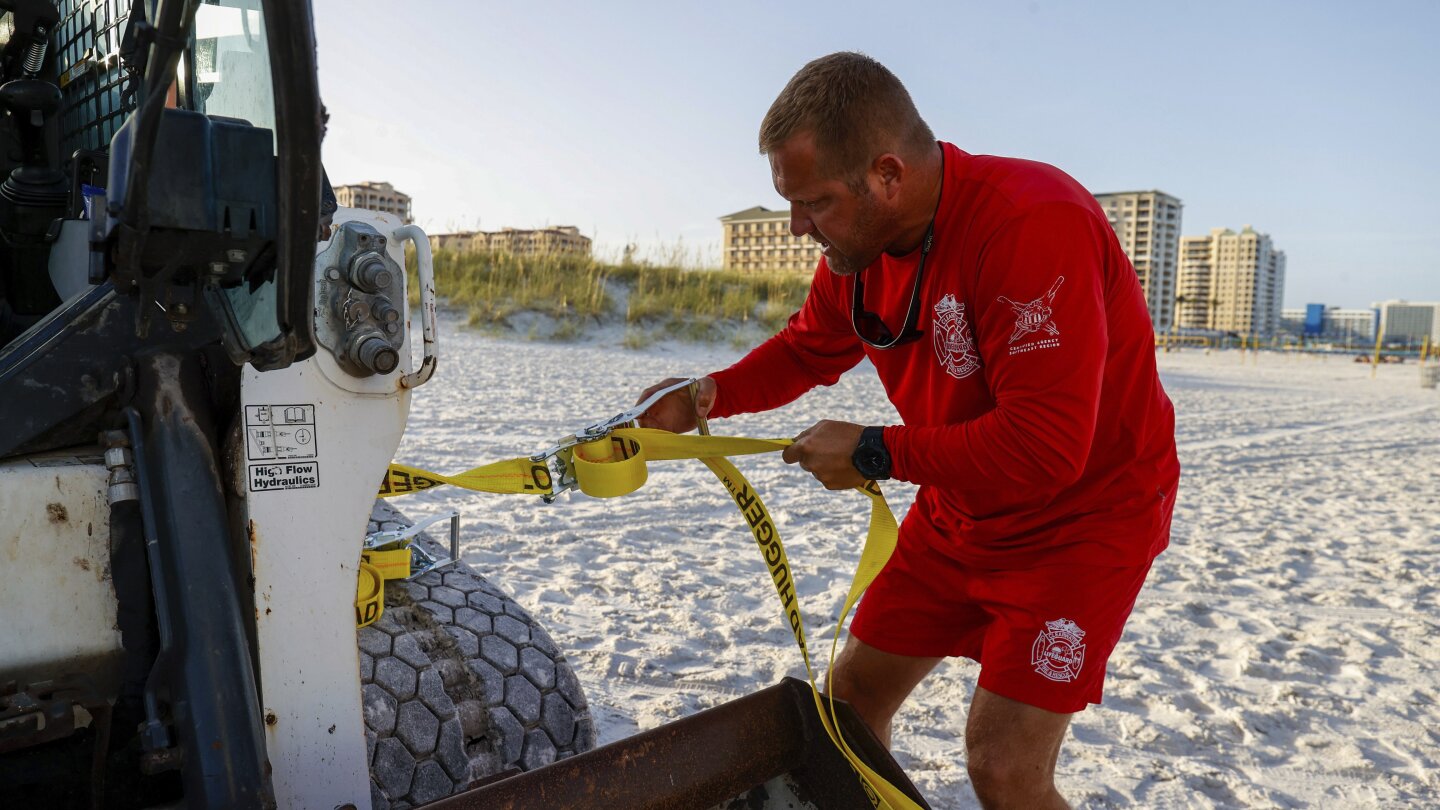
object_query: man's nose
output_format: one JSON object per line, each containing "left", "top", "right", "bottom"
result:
{"left": 789, "top": 205, "right": 811, "bottom": 238}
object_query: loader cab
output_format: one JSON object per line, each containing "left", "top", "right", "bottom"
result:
{"left": 95, "top": 0, "right": 320, "bottom": 371}
{"left": 0, "top": 0, "right": 315, "bottom": 347}
{"left": 0, "top": 0, "right": 323, "bottom": 458}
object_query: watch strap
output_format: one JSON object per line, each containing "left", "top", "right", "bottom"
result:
{"left": 852, "top": 425, "right": 892, "bottom": 480}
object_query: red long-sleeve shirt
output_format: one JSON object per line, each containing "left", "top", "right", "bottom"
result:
{"left": 710, "top": 143, "right": 1179, "bottom": 567}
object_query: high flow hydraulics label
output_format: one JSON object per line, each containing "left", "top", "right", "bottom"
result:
{"left": 246, "top": 404, "right": 320, "bottom": 491}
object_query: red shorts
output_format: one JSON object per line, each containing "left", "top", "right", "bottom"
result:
{"left": 849, "top": 534, "right": 1156, "bottom": 714}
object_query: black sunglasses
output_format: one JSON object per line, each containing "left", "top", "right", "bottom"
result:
{"left": 850, "top": 221, "right": 934, "bottom": 349}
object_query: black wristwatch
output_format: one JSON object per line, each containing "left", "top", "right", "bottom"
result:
{"left": 851, "top": 426, "right": 892, "bottom": 481}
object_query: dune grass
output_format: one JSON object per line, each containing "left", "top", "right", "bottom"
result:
{"left": 427, "top": 249, "right": 613, "bottom": 323}
{"left": 411, "top": 249, "right": 811, "bottom": 342}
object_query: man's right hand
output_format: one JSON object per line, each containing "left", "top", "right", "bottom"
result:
{"left": 635, "top": 377, "right": 717, "bottom": 433}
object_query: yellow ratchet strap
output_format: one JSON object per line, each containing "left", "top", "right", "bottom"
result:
{"left": 384, "top": 428, "right": 923, "bottom": 809}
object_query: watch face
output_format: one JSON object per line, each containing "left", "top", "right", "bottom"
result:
{"left": 857, "top": 448, "right": 884, "bottom": 476}
{"left": 853, "top": 427, "right": 890, "bottom": 479}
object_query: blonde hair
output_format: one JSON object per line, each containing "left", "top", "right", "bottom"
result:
{"left": 759, "top": 52, "right": 934, "bottom": 188}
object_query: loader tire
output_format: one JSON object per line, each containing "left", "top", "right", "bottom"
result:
{"left": 359, "top": 500, "right": 596, "bottom": 809}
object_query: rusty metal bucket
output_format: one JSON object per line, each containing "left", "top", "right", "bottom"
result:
{"left": 425, "top": 677, "right": 932, "bottom": 809}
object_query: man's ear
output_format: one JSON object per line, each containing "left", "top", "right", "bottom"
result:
{"left": 873, "top": 153, "right": 905, "bottom": 200}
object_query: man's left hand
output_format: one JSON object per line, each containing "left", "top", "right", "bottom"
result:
{"left": 781, "top": 420, "right": 866, "bottom": 490}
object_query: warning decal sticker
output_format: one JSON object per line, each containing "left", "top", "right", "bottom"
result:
{"left": 245, "top": 404, "right": 318, "bottom": 460}
{"left": 246, "top": 405, "right": 320, "bottom": 492}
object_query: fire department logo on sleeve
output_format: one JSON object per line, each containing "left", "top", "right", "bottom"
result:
{"left": 932, "top": 294, "right": 981, "bottom": 379}
{"left": 997, "top": 275, "right": 1064, "bottom": 355}
{"left": 1031, "top": 617, "right": 1087, "bottom": 683}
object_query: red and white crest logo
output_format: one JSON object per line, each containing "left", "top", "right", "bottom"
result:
{"left": 932, "top": 294, "right": 981, "bottom": 379}
{"left": 1031, "top": 617, "right": 1086, "bottom": 683}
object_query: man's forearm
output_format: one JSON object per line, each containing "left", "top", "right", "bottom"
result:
{"left": 885, "top": 391, "right": 1100, "bottom": 490}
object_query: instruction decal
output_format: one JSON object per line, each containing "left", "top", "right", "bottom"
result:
{"left": 246, "top": 404, "right": 320, "bottom": 492}
{"left": 246, "top": 404, "right": 318, "bottom": 460}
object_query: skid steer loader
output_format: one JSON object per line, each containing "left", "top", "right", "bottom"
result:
{"left": 0, "top": 1, "right": 932, "bottom": 807}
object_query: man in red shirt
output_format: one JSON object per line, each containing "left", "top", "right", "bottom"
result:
{"left": 640, "top": 52, "right": 1178, "bottom": 809}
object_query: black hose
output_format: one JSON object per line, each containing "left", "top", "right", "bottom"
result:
{"left": 124, "top": 405, "right": 174, "bottom": 750}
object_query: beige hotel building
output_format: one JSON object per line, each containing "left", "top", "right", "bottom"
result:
{"left": 1176, "top": 226, "right": 1286, "bottom": 335}
{"left": 720, "top": 206, "right": 821, "bottom": 274}
{"left": 427, "top": 226, "right": 592, "bottom": 256}
{"left": 1093, "top": 190, "right": 1183, "bottom": 332}
{"left": 334, "top": 181, "right": 413, "bottom": 225}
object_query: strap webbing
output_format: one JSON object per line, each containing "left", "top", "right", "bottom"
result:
{"left": 384, "top": 428, "right": 923, "bottom": 809}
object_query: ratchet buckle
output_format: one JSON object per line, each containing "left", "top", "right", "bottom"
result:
{"left": 529, "top": 377, "right": 709, "bottom": 503}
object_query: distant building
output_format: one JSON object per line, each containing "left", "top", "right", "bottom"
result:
{"left": 1279, "top": 307, "right": 1305, "bottom": 336}
{"left": 428, "top": 232, "right": 474, "bottom": 253}
{"left": 477, "top": 226, "right": 591, "bottom": 256}
{"left": 1175, "top": 226, "right": 1286, "bottom": 335}
{"left": 426, "top": 226, "right": 591, "bottom": 257}
{"left": 1176, "top": 236, "right": 1216, "bottom": 331}
{"left": 720, "top": 206, "right": 820, "bottom": 274}
{"left": 1093, "top": 191, "right": 1183, "bottom": 332}
{"left": 1280, "top": 305, "right": 1376, "bottom": 343}
{"left": 1374, "top": 300, "right": 1440, "bottom": 346}
{"left": 1327, "top": 308, "right": 1378, "bottom": 343}
{"left": 334, "top": 181, "right": 412, "bottom": 224}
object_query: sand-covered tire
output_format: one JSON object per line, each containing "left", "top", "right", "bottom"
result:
{"left": 360, "top": 501, "right": 596, "bottom": 809}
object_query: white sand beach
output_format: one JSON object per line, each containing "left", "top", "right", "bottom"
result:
{"left": 391, "top": 310, "right": 1440, "bottom": 808}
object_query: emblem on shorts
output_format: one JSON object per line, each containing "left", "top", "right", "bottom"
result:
{"left": 1031, "top": 617, "right": 1086, "bottom": 683}
{"left": 932, "top": 294, "right": 980, "bottom": 379}
{"left": 998, "top": 276, "right": 1064, "bottom": 355}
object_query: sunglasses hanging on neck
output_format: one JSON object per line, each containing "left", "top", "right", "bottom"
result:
{"left": 850, "top": 220, "right": 934, "bottom": 349}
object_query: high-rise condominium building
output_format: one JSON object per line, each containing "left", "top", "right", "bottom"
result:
{"left": 334, "top": 181, "right": 412, "bottom": 224}
{"left": 1374, "top": 300, "right": 1439, "bottom": 346}
{"left": 720, "top": 206, "right": 821, "bottom": 274}
{"left": 1176, "top": 226, "right": 1286, "bottom": 335}
{"left": 1093, "top": 191, "right": 1183, "bottom": 332}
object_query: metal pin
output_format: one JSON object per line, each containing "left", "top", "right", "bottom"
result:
{"left": 449, "top": 514, "right": 459, "bottom": 564}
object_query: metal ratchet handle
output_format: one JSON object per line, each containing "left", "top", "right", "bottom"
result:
{"left": 531, "top": 377, "right": 701, "bottom": 462}
{"left": 405, "top": 513, "right": 462, "bottom": 580}
{"left": 365, "top": 509, "right": 459, "bottom": 550}
{"left": 581, "top": 377, "right": 700, "bottom": 437}
{"left": 394, "top": 224, "right": 437, "bottom": 389}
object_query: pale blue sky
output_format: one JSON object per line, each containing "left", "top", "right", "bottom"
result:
{"left": 312, "top": 0, "right": 1438, "bottom": 308}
